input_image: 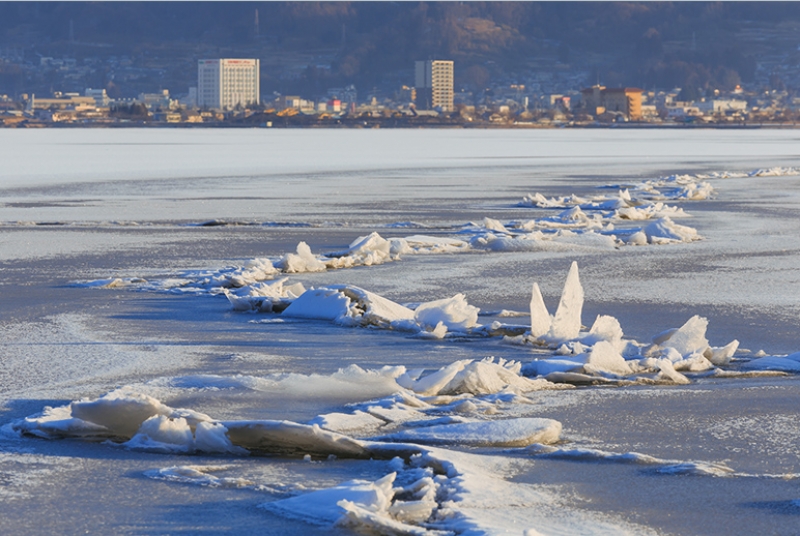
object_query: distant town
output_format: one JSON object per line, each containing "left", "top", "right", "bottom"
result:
{"left": 3, "top": 2, "right": 800, "bottom": 128}
{"left": 2, "top": 57, "right": 796, "bottom": 129}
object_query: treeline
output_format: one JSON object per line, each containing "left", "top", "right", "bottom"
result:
{"left": 109, "top": 102, "right": 149, "bottom": 119}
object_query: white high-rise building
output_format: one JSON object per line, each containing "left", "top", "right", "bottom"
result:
{"left": 414, "top": 60, "right": 454, "bottom": 112}
{"left": 198, "top": 59, "right": 260, "bottom": 110}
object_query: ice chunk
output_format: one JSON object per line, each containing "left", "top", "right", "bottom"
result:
{"left": 626, "top": 231, "right": 648, "bottom": 246}
{"left": 337, "top": 286, "right": 415, "bottom": 326}
{"left": 397, "top": 358, "right": 553, "bottom": 396}
{"left": 226, "top": 258, "right": 279, "bottom": 287}
{"left": 583, "top": 341, "right": 632, "bottom": 377}
{"left": 224, "top": 278, "right": 306, "bottom": 313}
{"left": 522, "top": 358, "right": 584, "bottom": 377}
{"left": 742, "top": 352, "right": 800, "bottom": 372}
{"left": 414, "top": 293, "right": 479, "bottom": 331}
{"left": 264, "top": 473, "right": 397, "bottom": 526}
{"left": 276, "top": 241, "right": 328, "bottom": 273}
{"left": 549, "top": 261, "right": 584, "bottom": 341}
{"left": 338, "top": 499, "right": 433, "bottom": 536}
{"left": 378, "top": 417, "right": 562, "bottom": 447}
{"left": 281, "top": 288, "right": 352, "bottom": 321}
{"left": 11, "top": 404, "right": 110, "bottom": 440}
{"left": 345, "top": 232, "right": 392, "bottom": 258}
{"left": 223, "top": 420, "right": 368, "bottom": 458}
{"left": 644, "top": 217, "right": 700, "bottom": 244}
{"left": 654, "top": 358, "right": 691, "bottom": 385}
{"left": 529, "top": 282, "right": 551, "bottom": 338}
{"left": 123, "top": 415, "right": 194, "bottom": 453}
{"left": 709, "top": 340, "right": 740, "bottom": 366}
{"left": 71, "top": 392, "right": 175, "bottom": 438}
{"left": 195, "top": 422, "right": 247, "bottom": 454}
{"left": 660, "top": 315, "right": 710, "bottom": 357}
{"left": 583, "top": 315, "right": 625, "bottom": 352}
{"left": 482, "top": 217, "right": 511, "bottom": 234}
{"left": 282, "top": 285, "right": 415, "bottom": 327}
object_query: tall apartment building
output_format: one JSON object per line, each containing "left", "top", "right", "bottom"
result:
{"left": 414, "top": 60, "right": 454, "bottom": 112}
{"left": 198, "top": 59, "right": 260, "bottom": 110}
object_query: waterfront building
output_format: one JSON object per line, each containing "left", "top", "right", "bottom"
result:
{"left": 415, "top": 60, "right": 454, "bottom": 112}
{"left": 581, "top": 85, "right": 643, "bottom": 120}
{"left": 198, "top": 59, "right": 260, "bottom": 110}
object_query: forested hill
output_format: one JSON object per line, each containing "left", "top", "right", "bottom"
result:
{"left": 2, "top": 2, "right": 799, "bottom": 93}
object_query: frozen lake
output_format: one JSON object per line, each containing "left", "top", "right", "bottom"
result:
{"left": 1, "top": 128, "right": 800, "bottom": 535}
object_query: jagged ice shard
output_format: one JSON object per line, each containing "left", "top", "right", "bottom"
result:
{"left": 529, "top": 282, "right": 551, "bottom": 338}
{"left": 549, "top": 261, "right": 584, "bottom": 341}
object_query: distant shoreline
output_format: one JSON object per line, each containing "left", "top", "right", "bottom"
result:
{"left": 3, "top": 120, "right": 795, "bottom": 130}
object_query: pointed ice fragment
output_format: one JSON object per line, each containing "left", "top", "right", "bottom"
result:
{"left": 549, "top": 261, "right": 584, "bottom": 341}
{"left": 661, "top": 315, "right": 709, "bottom": 358}
{"left": 529, "top": 282, "right": 551, "bottom": 338}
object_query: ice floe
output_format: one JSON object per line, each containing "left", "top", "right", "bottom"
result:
{"left": 376, "top": 417, "right": 562, "bottom": 447}
{"left": 741, "top": 352, "right": 800, "bottom": 373}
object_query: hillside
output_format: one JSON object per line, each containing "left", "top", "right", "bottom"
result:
{"left": 2, "top": 2, "right": 800, "bottom": 97}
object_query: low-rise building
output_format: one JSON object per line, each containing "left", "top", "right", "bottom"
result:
{"left": 138, "top": 90, "right": 173, "bottom": 110}
{"left": 84, "top": 88, "right": 110, "bottom": 107}
{"left": 581, "top": 85, "right": 643, "bottom": 120}
{"left": 29, "top": 93, "right": 96, "bottom": 110}
{"left": 695, "top": 99, "right": 748, "bottom": 115}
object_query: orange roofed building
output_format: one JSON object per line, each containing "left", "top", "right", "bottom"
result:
{"left": 581, "top": 85, "right": 643, "bottom": 120}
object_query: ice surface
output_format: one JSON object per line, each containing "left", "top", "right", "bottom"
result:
{"left": 6, "top": 130, "right": 800, "bottom": 536}
{"left": 145, "top": 465, "right": 254, "bottom": 488}
{"left": 74, "top": 162, "right": 728, "bottom": 298}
